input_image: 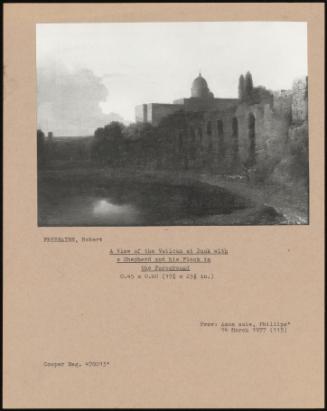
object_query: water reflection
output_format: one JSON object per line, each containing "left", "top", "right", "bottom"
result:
{"left": 38, "top": 179, "right": 250, "bottom": 226}
{"left": 92, "top": 199, "right": 140, "bottom": 224}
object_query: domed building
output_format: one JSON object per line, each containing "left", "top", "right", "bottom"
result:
{"left": 134, "top": 70, "right": 305, "bottom": 176}
{"left": 135, "top": 72, "right": 236, "bottom": 126}
{"left": 191, "top": 73, "right": 214, "bottom": 99}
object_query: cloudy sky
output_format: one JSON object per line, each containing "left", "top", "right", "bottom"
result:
{"left": 36, "top": 22, "right": 307, "bottom": 136}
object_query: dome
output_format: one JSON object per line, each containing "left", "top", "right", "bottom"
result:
{"left": 191, "top": 73, "right": 211, "bottom": 98}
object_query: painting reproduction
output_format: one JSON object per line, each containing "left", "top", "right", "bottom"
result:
{"left": 37, "top": 22, "right": 309, "bottom": 226}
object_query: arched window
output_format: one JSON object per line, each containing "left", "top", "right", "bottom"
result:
{"left": 198, "top": 127, "right": 203, "bottom": 143}
{"left": 217, "top": 120, "right": 225, "bottom": 158}
{"left": 189, "top": 128, "right": 196, "bottom": 161}
{"left": 248, "top": 113, "right": 256, "bottom": 165}
{"left": 190, "top": 127, "right": 196, "bottom": 143}
{"left": 178, "top": 132, "right": 183, "bottom": 153}
{"left": 232, "top": 117, "right": 239, "bottom": 159}
{"left": 206, "top": 121, "right": 212, "bottom": 136}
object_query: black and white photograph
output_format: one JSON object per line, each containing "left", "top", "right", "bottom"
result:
{"left": 37, "top": 22, "right": 308, "bottom": 226}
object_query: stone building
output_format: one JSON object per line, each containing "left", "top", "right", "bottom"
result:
{"left": 135, "top": 73, "right": 237, "bottom": 126}
{"left": 134, "top": 72, "right": 308, "bottom": 175}
{"left": 41, "top": 72, "right": 308, "bottom": 181}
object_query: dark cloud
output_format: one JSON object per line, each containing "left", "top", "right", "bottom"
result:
{"left": 37, "top": 63, "right": 125, "bottom": 136}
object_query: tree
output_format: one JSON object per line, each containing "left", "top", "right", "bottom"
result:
{"left": 238, "top": 74, "right": 245, "bottom": 101}
{"left": 94, "top": 127, "right": 105, "bottom": 141}
{"left": 37, "top": 129, "right": 46, "bottom": 169}
{"left": 91, "top": 121, "right": 126, "bottom": 166}
{"left": 124, "top": 122, "right": 156, "bottom": 141}
{"left": 244, "top": 71, "right": 254, "bottom": 99}
{"left": 91, "top": 127, "right": 104, "bottom": 162}
{"left": 103, "top": 121, "right": 124, "bottom": 141}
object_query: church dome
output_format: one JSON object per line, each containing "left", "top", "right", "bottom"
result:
{"left": 191, "top": 73, "right": 211, "bottom": 98}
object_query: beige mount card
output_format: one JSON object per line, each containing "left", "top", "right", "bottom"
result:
{"left": 3, "top": 3, "right": 325, "bottom": 409}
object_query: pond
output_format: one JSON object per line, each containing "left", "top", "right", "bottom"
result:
{"left": 37, "top": 177, "right": 251, "bottom": 226}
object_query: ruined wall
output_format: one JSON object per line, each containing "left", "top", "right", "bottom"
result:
{"left": 200, "top": 109, "right": 240, "bottom": 172}
{"left": 151, "top": 108, "right": 242, "bottom": 173}
{"left": 144, "top": 98, "right": 291, "bottom": 175}
{"left": 291, "top": 77, "right": 308, "bottom": 123}
{"left": 270, "top": 77, "right": 308, "bottom": 187}
{"left": 236, "top": 103, "right": 266, "bottom": 165}
{"left": 234, "top": 97, "right": 292, "bottom": 180}
{"left": 232, "top": 78, "right": 307, "bottom": 183}
{"left": 273, "top": 90, "right": 292, "bottom": 119}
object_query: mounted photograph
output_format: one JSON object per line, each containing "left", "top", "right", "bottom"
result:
{"left": 36, "top": 22, "right": 308, "bottom": 226}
